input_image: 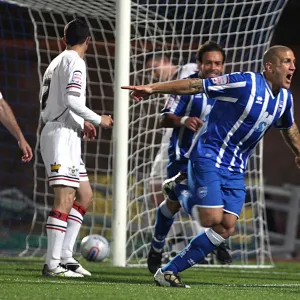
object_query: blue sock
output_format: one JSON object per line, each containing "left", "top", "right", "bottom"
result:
{"left": 162, "top": 232, "right": 216, "bottom": 273}
{"left": 151, "top": 202, "right": 175, "bottom": 251}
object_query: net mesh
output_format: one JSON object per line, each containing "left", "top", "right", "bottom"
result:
{"left": 1, "top": 0, "right": 288, "bottom": 265}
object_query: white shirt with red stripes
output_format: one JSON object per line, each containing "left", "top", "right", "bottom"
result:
{"left": 40, "top": 50, "right": 100, "bottom": 130}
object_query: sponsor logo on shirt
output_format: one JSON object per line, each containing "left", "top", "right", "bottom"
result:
{"left": 211, "top": 75, "right": 229, "bottom": 85}
{"left": 254, "top": 112, "right": 273, "bottom": 132}
{"left": 71, "top": 70, "right": 82, "bottom": 85}
{"left": 50, "top": 162, "right": 61, "bottom": 173}
{"left": 66, "top": 70, "right": 82, "bottom": 90}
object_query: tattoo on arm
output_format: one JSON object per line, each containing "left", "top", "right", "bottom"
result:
{"left": 281, "top": 123, "right": 300, "bottom": 156}
{"left": 188, "top": 78, "right": 203, "bottom": 94}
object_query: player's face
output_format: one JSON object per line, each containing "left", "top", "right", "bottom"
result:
{"left": 146, "top": 59, "right": 171, "bottom": 82}
{"left": 270, "top": 50, "right": 296, "bottom": 90}
{"left": 198, "top": 51, "right": 224, "bottom": 79}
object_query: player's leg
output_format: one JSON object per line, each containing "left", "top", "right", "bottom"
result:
{"left": 147, "top": 162, "right": 186, "bottom": 273}
{"left": 61, "top": 162, "right": 93, "bottom": 276}
{"left": 154, "top": 159, "right": 225, "bottom": 287}
{"left": 177, "top": 160, "right": 232, "bottom": 265}
{"left": 148, "top": 198, "right": 181, "bottom": 273}
{"left": 40, "top": 124, "right": 83, "bottom": 277}
{"left": 155, "top": 163, "right": 245, "bottom": 287}
{"left": 212, "top": 172, "right": 246, "bottom": 243}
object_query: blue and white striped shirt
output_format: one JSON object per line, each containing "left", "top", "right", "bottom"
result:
{"left": 190, "top": 72, "right": 294, "bottom": 172}
{"left": 161, "top": 72, "right": 215, "bottom": 164}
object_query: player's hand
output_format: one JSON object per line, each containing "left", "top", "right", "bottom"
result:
{"left": 101, "top": 115, "right": 113, "bottom": 129}
{"left": 295, "top": 156, "right": 300, "bottom": 169}
{"left": 18, "top": 138, "right": 33, "bottom": 162}
{"left": 183, "top": 117, "right": 204, "bottom": 132}
{"left": 121, "top": 85, "right": 153, "bottom": 102}
{"left": 83, "top": 121, "right": 97, "bottom": 140}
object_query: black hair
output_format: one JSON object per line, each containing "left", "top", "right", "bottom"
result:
{"left": 197, "top": 41, "right": 226, "bottom": 64}
{"left": 64, "top": 19, "right": 90, "bottom": 46}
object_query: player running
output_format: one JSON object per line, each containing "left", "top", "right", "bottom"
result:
{"left": 122, "top": 45, "right": 299, "bottom": 287}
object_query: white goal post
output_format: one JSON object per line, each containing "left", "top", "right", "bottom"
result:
{"left": 1, "top": 0, "right": 289, "bottom": 267}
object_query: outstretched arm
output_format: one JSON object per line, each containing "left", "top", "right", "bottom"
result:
{"left": 280, "top": 123, "right": 300, "bottom": 169}
{"left": 0, "top": 96, "right": 33, "bottom": 162}
{"left": 122, "top": 78, "right": 204, "bottom": 102}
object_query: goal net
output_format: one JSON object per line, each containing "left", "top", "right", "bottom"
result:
{"left": 0, "top": 0, "right": 288, "bottom": 266}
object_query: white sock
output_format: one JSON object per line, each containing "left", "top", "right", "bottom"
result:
{"left": 46, "top": 211, "right": 68, "bottom": 270}
{"left": 61, "top": 206, "right": 84, "bottom": 260}
{"left": 205, "top": 228, "right": 225, "bottom": 246}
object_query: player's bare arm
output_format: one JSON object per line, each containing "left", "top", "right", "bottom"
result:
{"left": 0, "top": 97, "right": 33, "bottom": 162}
{"left": 280, "top": 123, "right": 300, "bottom": 169}
{"left": 160, "top": 114, "right": 203, "bottom": 132}
{"left": 122, "top": 78, "right": 204, "bottom": 102}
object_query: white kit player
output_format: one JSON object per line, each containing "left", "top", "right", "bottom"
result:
{"left": 146, "top": 52, "right": 198, "bottom": 206}
{"left": 40, "top": 19, "right": 113, "bottom": 277}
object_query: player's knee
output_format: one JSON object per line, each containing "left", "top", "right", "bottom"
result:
{"left": 76, "top": 186, "right": 93, "bottom": 207}
{"left": 166, "top": 199, "right": 181, "bottom": 214}
{"left": 220, "top": 214, "right": 238, "bottom": 238}
{"left": 83, "top": 189, "right": 93, "bottom": 205}
{"left": 198, "top": 208, "right": 223, "bottom": 227}
{"left": 200, "top": 217, "right": 222, "bottom": 228}
{"left": 214, "top": 226, "right": 235, "bottom": 239}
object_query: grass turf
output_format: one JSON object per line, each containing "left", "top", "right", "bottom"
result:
{"left": 1, "top": 258, "right": 300, "bottom": 300}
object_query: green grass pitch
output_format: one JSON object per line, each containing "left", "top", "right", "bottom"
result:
{"left": 1, "top": 258, "right": 300, "bottom": 300}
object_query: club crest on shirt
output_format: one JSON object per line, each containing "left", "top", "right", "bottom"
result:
{"left": 197, "top": 186, "right": 208, "bottom": 198}
{"left": 68, "top": 166, "right": 79, "bottom": 177}
{"left": 50, "top": 162, "right": 61, "bottom": 173}
{"left": 211, "top": 75, "right": 229, "bottom": 85}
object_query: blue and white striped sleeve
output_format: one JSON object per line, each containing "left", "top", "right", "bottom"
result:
{"left": 274, "top": 93, "right": 294, "bottom": 129}
{"left": 203, "top": 72, "right": 249, "bottom": 103}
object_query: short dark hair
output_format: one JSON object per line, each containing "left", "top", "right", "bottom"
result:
{"left": 263, "top": 45, "right": 291, "bottom": 66}
{"left": 197, "top": 41, "right": 226, "bottom": 64}
{"left": 64, "top": 19, "right": 90, "bottom": 46}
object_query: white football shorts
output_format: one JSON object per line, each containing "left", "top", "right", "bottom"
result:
{"left": 40, "top": 122, "right": 89, "bottom": 188}
{"left": 149, "top": 128, "right": 172, "bottom": 184}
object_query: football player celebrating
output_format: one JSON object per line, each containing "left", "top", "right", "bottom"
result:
{"left": 123, "top": 45, "right": 299, "bottom": 287}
